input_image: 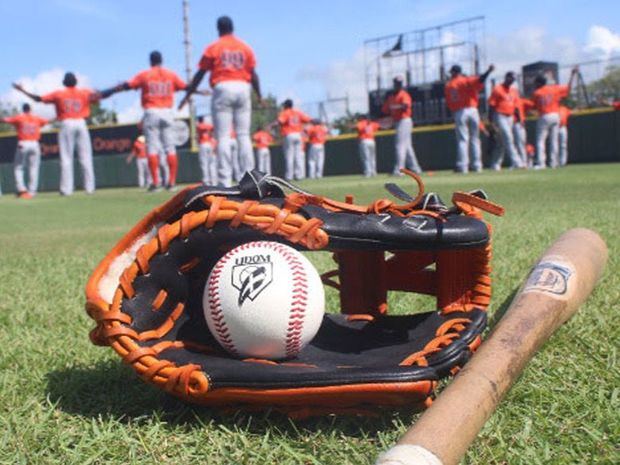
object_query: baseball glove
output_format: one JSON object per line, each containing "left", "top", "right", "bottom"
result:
{"left": 85, "top": 170, "right": 504, "bottom": 418}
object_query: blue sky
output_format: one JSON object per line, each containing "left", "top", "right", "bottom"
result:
{"left": 1, "top": 0, "right": 618, "bottom": 121}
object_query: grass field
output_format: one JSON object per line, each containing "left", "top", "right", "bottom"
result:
{"left": 0, "top": 164, "right": 618, "bottom": 464}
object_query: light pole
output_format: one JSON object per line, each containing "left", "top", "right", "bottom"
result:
{"left": 182, "top": 0, "right": 197, "bottom": 152}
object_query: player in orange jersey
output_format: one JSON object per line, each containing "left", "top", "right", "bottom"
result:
{"left": 531, "top": 67, "right": 578, "bottom": 168}
{"left": 1, "top": 103, "right": 49, "bottom": 198}
{"left": 253, "top": 126, "right": 274, "bottom": 174}
{"left": 275, "top": 99, "right": 312, "bottom": 180}
{"left": 306, "top": 119, "right": 329, "bottom": 178}
{"left": 514, "top": 97, "right": 534, "bottom": 167}
{"left": 125, "top": 135, "right": 150, "bottom": 188}
{"left": 355, "top": 114, "right": 381, "bottom": 177}
{"left": 196, "top": 116, "right": 217, "bottom": 185}
{"left": 13, "top": 72, "right": 101, "bottom": 195}
{"left": 179, "top": 16, "right": 262, "bottom": 187}
{"left": 488, "top": 72, "right": 524, "bottom": 170}
{"left": 444, "top": 64, "right": 494, "bottom": 173}
{"left": 558, "top": 105, "right": 572, "bottom": 166}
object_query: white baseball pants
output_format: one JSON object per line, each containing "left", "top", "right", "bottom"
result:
{"left": 14, "top": 140, "right": 41, "bottom": 194}
{"left": 198, "top": 143, "right": 217, "bottom": 185}
{"left": 135, "top": 158, "right": 150, "bottom": 188}
{"left": 58, "top": 118, "right": 94, "bottom": 195}
{"left": 559, "top": 126, "right": 568, "bottom": 166}
{"left": 359, "top": 139, "right": 377, "bottom": 177}
{"left": 453, "top": 107, "right": 482, "bottom": 172}
{"left": 230, "top": 138, "right": 241, "bottom": 182}
{"left": 535, "top": 112, "right": 560, "bottom": 168}
{"left": 256, "top": 147, "right": 271, "bottom": 174}
{"left": 513, "top": 122, "right": 527, "bottom": 167}
{"left": 283, "top": 132, "right": 305, "bottom": 180}
{"left": 393, "top": 117, "right": 421, "bottom": 174}
{"left": 307, "top": 143, "right": 325, "bottom": 179}
{"left": 212, "top": 80, "right": 252, "bottom": 187}
{"left": 491, "top": 113, "right": 523, "bottom": 169}
{"left": 143, "top": 108, "right": 176, "bottom": 156}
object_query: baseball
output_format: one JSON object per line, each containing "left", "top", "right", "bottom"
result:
{"left": 203, "top": 241, "right": 325, "bottom": 360}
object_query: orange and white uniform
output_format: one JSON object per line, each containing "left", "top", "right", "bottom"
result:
{"left": 382, "top": 89, "right": 421, "bottom": 174}
{"left": 198, "top": 33, "right": 257, "bottom": 186}
{"left": 531, "top": 84, "right": 570, "bottom": 168}
{"left": 444, "top": 75, "right": 484, "bottom": 172}
{"left": 253, "top": 130, "right": 273, "bottom": 174}
{"left": 558, "top": 106, "right": 571, "bottom": 166}
{"left": 40, "top": 86, "right": 97, "bottom": 195}
{"left": 306, "top": 123, "right": 329, "bottom": 179}
{"left": 356, "top": 119, "right": 380, "bottom": 177}
{"left": 2, "top": 112, "right": 48, "bottom": 195}
{"left": 513, "top": 97, "right": 534, "bottom": 166}
{"left": 277, "top": 108, "right": 312, "bottom": 180}
{"left": 127, "top": 66, "right": 187, "bottom": 187}
{"left": 196, "top": 122, "right": 217, "bottom": 185}
{"left": 488, "top": 84, "right": 524, "bottom": 169}
{"left": 131, "top": 137, "right": 150, "bottom": 188}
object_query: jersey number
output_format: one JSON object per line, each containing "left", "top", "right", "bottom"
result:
{"left": 63, "top": 99, "right": 83, "bottom": 114}
{"left": 221, "top": 50, "right": 245, "bottom": 70}
{"left": 147, "top": 81, "right": 173, "bottom": 97}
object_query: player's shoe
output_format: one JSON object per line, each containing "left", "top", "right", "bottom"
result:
{"left": 147, "top": 184, "right": 162, "bottom": 193}
{"left": 166, "top": 184, "right": 178, "bottom": 192}
{"left": 17, "top": 191, "right": 33, "bottom": 199}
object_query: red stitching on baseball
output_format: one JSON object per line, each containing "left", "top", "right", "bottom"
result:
{"left": 207, "top": 248, "right": 239, "bottom": 356}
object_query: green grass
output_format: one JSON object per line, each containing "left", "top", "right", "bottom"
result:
{"left": 0, "top": 164, "right": 619, "bottom": 464}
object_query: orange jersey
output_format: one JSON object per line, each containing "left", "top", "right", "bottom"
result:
{"left": 382, "top": 89, "right": 412, "bottom": 120}
{"left": 356, "top": 120, "right": 380, "bottom": 140}
{"left": 558, "top": 106, "right": 571, "bottom": 127}
{"left": 614, "top": 101, "right": 620, "bottom": 111}
{"left": 307, "top": 124, "right": 328, "bottom": 145}
{"left": 132, "top": 139, "right": 147, "bottom": 158}
{"left": 253, "top": 130, "right": 273, "bottom": 149}
{"left": 41, "top": 87, "right": 94, "bottom": 120}
{"left": 127, "top": 66, "right": 187, "bottom": 109}
{"left": 3, "top": 113, "right": 48, "bottom": 141}
{"left": 515, "top": 97, "right": 535, "bottom": 122}
{"left": 444, "top": 75, "right": 483, "bottom": 112}
{"left": 197, "top": 122, "right": 214, "bottom": 144}
{"left": 198, "top": 34, "right": 257, "bottom": 87}
{"left": 277, "top": 108, "right": 311, "bottom": 136}
{"left": 489, "top": 84, "right": 520, "bottom": 116}
{"left": 531, "top": 85, "right": 569, "bottom": 115}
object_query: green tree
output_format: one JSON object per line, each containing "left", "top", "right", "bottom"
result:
{"left": 587, "top": 65, "right": 620, "bottom": 104}
{"left": 88, "top": 101, "right": 118, "bottom": 126}
{"left": 0, "top": 102, "right": 17, "bottom": 132}
{"left": 251, "top": 93, "right": 278, "bottom": 134}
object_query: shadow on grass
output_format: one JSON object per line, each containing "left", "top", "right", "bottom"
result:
{"left": 46, "top": 359, "right": 420, "bottom": 437}
{"left": 488, "top": 287, "right": 519, "bottom": 328}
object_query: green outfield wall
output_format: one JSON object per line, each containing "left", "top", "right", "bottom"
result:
{"left": 0, "top": 109, "right": 618, "bottom": 193}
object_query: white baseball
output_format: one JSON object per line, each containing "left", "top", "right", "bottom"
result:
{"left": 204, "top": 241, "right": 325, "bottom": 360}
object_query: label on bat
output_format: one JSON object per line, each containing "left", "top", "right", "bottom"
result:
{"left": 522, "top": 260, "right": 574, "bottom": 296}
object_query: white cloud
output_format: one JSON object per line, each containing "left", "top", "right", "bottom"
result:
{"left": 53, "top": 0, "right": 117, "bottom": 21}
{"left": 585, "top": 25, "right": 620, "bottom": 59}
{"left": 115, "top": 97, "right": 143, "bottom": 124}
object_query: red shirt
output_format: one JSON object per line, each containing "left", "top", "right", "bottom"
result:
{"left": 253, "top": 130, "right": 273, "bottom": 149}
{"left": 198, "top": 34, "right": 257, "bottom": 87}
{"left": 132, "top": 139, "right": 147, "bottom": 158}
{"left": 382, "top": 89, "right": 412, "bottom": 120}
{"left": 3, "top": 113, "right": 48, "bottom": 141}
{"left": 559, "top": 106, "right": 571, "bottom": 127}
{"left": 444, "top": 75, "right": 483, "bottom": 112}
{"left": 307, "top": 124, "right": 328, "bottom": 145}
{"left": 197, "top": 122, "right": 214, "bottom": 144}
{"left": 127, "top": 66, "right": 187, "bottom": 109}
{"left": 41, "top": 87, "right": 94, "bottom": 120}
{"left": 277, "top": 108, "right": 311, "bottom": 136}
{"left": 356, "top": 120, "right": 380, "bottom": 140}
{"left": 531, "top": 85, "right": 569, "bottom": 115}
{"left": 489, "top": 84, "right": 520, "bottom": 116}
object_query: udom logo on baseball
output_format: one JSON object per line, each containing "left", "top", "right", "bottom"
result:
{"left": 231, "top": 254, "right": 273, "bottom": 306}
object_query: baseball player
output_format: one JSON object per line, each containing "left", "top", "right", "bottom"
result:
{"left": 125, "top": 135, "right": 150, "bottom": 188}
{"left": 513, "top": 97, "right": 534, "bottom": 167}
{"left": 1, "top": 103, "right": 49, "bottom": 198}
{"left": 228, "top": 129, "right": 243, "bottom": 182}
{"left": 444, "top": 64, "right": 494, "bottom": 173}
{"left": 13, "top": 72, "right": 99, "bottom": 195}
{"left": 531, "top": 67, "right": 578, "bottom": 169}
{"left": 306, "top": 120, "right": 329, "bottom": 179}
{"left": 488, "top": 72, "right": 524, "bottom": 170}
{"left": 381, "top": 76, "right": 421, "bottom": 175}
{"left": 355, "top": 114, "right": 381, "bottom": 177}
{"left": 275, "top": 99, "right": 312, "bottom": 180}
{"left": 100, "top": 51, "right": 187, "bottom": 191}
{"left": 558, "top": 105, "right": 571, "bottom": 166}
{"left": 179, "top": 16, "right": 262, "bottom": 187}
{"left": 196, "top": 116, "right": 217, "bottom": 185}
{"left": 252, "top": 126, "right": 273, "bottom": 174}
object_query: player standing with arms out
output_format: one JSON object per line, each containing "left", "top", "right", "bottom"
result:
{"left": 253, "top": 126, "right": 273, "bottom": 174}
{"left": 125, "top": 135, "right": 150, "bottom": 188}
{"left": 179, "top": 16, "right": 262, "bottom": 187}
{"left": 444, "top": 64, "right": 494, "bottom": 173}
{"left": 100, "top": 51, "right": 187, "bottom": 191}
{"left": 306, "top": 119, "right": 329, "bottom": 179}
{"left": 558, "top": 105, "right": 571, "bottom": 166}
{"left": 488, "top": 72, "right": 524, "bottom": 170}
{"left": 13, "top": 73, "right": 100, "bottom": 195}
{"left": 196, "top": 116, "right": 217, "bottom": 185}
{"left": 275, "top": 99, "right": 312, "bottom": 180}
{"left": 381, "top": 76, "right": 421, "bottom": 175}
{"left": 531, "top": 67, "right": 578, "bottom": 169}
{"left": 1, "top": 103, "right": 49, "bottom": 198}
{"left": 356, "top": 114, "right": 381, "bottom": 177}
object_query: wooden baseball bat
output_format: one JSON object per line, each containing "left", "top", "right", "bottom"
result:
{"left": 376, "top": 228, "right": 608, "bottom": 465}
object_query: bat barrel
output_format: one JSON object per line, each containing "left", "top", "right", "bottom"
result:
{"left": 376, "top": 228, "right": 608, "bottom": 465}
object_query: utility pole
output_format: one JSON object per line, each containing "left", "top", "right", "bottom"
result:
{"left": 182, "top": 0, "right": 197, "bottom": 152}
